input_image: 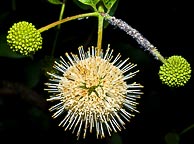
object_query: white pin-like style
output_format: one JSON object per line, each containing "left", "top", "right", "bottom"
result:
{"left": 44, "top": 44, "right": 143, "bottom": 139}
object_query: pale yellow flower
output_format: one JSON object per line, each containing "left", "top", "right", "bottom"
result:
{"left": 45, "top": 45, "right": 143, "bottom": 139}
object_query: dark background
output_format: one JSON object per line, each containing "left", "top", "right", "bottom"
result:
{"left": 0, "top": 0, "right": 193, "bottom": 144}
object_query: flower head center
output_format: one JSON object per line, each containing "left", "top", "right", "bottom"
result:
{"left": 59, "top": 56, "right": 126, "bottom": 115}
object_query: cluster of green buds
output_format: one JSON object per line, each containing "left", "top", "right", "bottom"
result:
{"left": 7, "top": 21, "right": 42, "bottom": 56}
{"left": 159, "top": 55, "right": 191, "bottom": 87}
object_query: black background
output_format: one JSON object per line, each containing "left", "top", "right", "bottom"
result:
{"left": 0, "top": 0, "right": 193, "bottom": 144}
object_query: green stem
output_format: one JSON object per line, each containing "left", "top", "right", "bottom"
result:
{"left": 97, "top": 15, "right": 104, "bottom": 56}
{"left": 97, "top": 6, "right": 104, "bottom": 56}
{"left": 151, "top": 48, "right": 166, "bottom": 63}
{"left": 38, "top": 12, "right": 98, "bottom": 33}
{"left": 12, "top": 0, "right": 16, "bottom": 11}
{"left": 51, "top": 2, "right": 66, "bottom": 56}
{"left": 179, "top": 124, "right": 194, "bottom": 135}
{"left": 57, "top": 3, "right": 65, "bottom": 29}
{"left": 51, "top": 27, "right": 60, "bottom": 56}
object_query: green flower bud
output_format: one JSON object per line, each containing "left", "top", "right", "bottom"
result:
{"left": 159, "top": 55, "right": 192, "bottom": 87}
{"left": 7, "top": 21, "right": 43, "bottom": 56}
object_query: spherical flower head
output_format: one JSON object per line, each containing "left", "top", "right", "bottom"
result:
{"left": 45, "top": 45, "right": 143, "bottom": 139}
{"left": 159, "top": 55, "right": 191, "bottom": 87}
{"left": 7, "top": 21, "right": 42, "bottom": 56}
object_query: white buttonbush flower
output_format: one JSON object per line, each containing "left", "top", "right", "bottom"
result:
{"left": 45, "top": 45, "right": 143, "bottom": 139}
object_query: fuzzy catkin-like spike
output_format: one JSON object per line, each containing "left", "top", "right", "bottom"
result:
{"left": 101, "top": 13, "right": 165, "bottom": 61}
{"left": 101, "top": 13, "right": 192, "bottom": 87}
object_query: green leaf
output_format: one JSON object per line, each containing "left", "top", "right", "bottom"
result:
{"left": 0, "top": 12, "right": 10, "bottom": 23}
{"left": 111, "top": 133, "right": 122, "bottom": 144}
{"left": 103, "top": 0, "right": 119, "bottom": 28}
{"left": 0, "top": 34, "right": 26, "bottom": 58}
{"left": 47, "top": 0, "right": 62, "bottom": 5}
{"left": 73, "top": 0, "right": 93, "bottom": 10}
{"left": 24, "top": 60, "right": 42, "bottom": 88}
{"left": 116, "top": 43, "right": 150, "bottom": 64}
{"left": 78, "top": 0, "right": 100, "bottom": 10}
{"left": 164, "top": 132, "right": 180, "bottom": 144}
{"left": 79, "top": 0, "right": 100, "bottom": 6}
{"left": 102, "top": 0, "right": 118, "bottom": 10}
{"left": 107, "top": 0, "right": 119, "bottom": 15}
{"left": 29, "top": 107, "right": 50, "bottom": 130}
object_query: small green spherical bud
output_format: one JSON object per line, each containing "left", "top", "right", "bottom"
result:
{"left": 159, "top": 55, "right": 192, "bottom": 87}
{"left": 7, "top": 21, "right": 43, "bottom": 56}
